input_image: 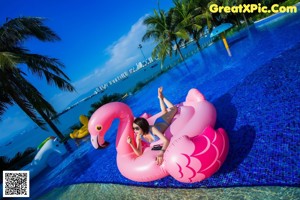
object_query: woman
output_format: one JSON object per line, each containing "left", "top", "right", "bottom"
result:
{"left": 127, "top": 87, "right": 177, "bottom": 165}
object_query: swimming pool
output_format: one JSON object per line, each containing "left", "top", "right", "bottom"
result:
{"left": 28, "top": 10, "right": 300, "bottom": 199}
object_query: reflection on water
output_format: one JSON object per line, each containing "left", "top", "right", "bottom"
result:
{"left": 40, "top": 184, "right": 300, "bottom": 200}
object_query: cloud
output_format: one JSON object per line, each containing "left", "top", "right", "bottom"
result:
{"left": 103, "top": 16, "right": 153, "bottom": 71}
{"left": 51, "top": 15, "right": 155, "bottom": 111}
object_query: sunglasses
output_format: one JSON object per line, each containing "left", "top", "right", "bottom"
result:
{"left": 133, "top": 126, "right": 140, "bottom": 131}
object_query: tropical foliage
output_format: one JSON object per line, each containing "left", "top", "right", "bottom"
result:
{"left": 142, "top": 8, "right": 190, "bottom": 65}
{"left": 143, "top": 0, "right": 296, "bottom": 64}
{"left": 0, "top": 147, "right": 36, "bottom": 181}
{"left": 0, "top": 17, "right": 75, "bottom": 140}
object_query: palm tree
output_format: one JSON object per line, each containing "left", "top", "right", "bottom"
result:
{"left": 0, "top": 17, "right": 75, "bottom": 141}
{"left": 213, "top": 0, "right": 247, "bottom": 27}
{"left": 233, "top": 0, "right": 249, "bottom": 26}
{"left": 192, "top": 0, "right": 217, "bottom": 30}
{"left": 142, "top": 8, "right": 189, "bottom": 66}
{"left": 172, "top": 0, "right": 207, "bottom": 50}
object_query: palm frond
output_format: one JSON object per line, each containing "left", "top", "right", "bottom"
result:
{"left": 174, "top": 30, "right": 189, "bottom": 40}
{"left": 4, "top": 82, "right": 47, "bottom": 128}
{"left": 19, "top": 53, "right": 75, "bottom": 92}
{"left": 9, "top": 71, "right": 57, "bottom": 117}
{"left": 0, "top": 17, "right": 60, "bottom": 48}
{"left": 0, "top": 84, "right": 14, "bottom": 119}
{"left": 0, "top": 52, "right": 19, "bottom": 70}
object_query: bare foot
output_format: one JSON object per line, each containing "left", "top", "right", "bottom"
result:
{"left": 158, "top": 87, "right": 164, "bottom": 99}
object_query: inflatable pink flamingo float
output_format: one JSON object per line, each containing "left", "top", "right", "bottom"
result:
{"left": 88, "top": 88, "right": 229, "bottom": 183}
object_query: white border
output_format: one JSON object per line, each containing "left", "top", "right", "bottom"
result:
{"left": 3, "top": 170, "right": 30, "bottom": 198}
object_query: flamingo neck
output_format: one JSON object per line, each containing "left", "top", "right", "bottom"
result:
{"left": 113, "top": 103, "right": 135, "bottom": 155}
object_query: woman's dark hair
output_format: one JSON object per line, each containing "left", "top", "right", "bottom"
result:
{"left": 133, "top": 117, "right": 149, "bottom": 134}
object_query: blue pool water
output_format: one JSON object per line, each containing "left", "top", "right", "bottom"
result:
{"left": 26, "top": 12, "right": 300, "bottom": 199}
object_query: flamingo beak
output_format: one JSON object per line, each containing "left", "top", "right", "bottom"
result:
{"left": 91, "top": 135, "right": 110, "bottom": 149}
{"left": 98, "top": 141, "right": 110, "bottom": 149}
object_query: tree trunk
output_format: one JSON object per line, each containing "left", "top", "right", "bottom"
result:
{"left": 12, "top": 93, "right": 66, "bottom": 141}
{"left": 242, "top": 13, "right": 249, "bottom": 27}
{"left": 37, "top": 110, "right": 66, "bottom": 141}
{"left": 174, "top": 41, "right": 190, "bottom": 72}
{"left": 196, "top": 40, "right": 201, "bottom": 51}
{"left": 175, "top": 41, "right": 184, "bottom": 61}
{"left": 6, "top": 77, "right": 66, "bottom": 142}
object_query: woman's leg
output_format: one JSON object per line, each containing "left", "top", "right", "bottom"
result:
{"left": 156, "top": 87, "right": 178, "bottom": 128}
{"left": 158, "top": 87, "right": 167, "bottom": 114}
{"left": 158, "top": 86, "right": 174, "bottom": 109}
{"left": 163, "top": 96, "right": 174, "bottom": 109}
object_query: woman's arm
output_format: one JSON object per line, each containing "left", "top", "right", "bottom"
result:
{"left": 127, "top": 135, "right": 142, "bottom": 156}
{"left": 151, "top": 126, "right": 170, "bottom": 165}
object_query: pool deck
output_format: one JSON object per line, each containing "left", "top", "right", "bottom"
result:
{"left": 40, "top": 184, "right": 300, "bottom": 200}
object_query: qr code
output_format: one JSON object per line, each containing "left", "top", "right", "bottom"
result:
{"left": 3, "top": 171, "right": 30, "bottom": 198}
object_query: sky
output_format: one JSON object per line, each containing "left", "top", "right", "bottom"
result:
{"left": 0, "top": 0, "right": 174, "bottom": 140}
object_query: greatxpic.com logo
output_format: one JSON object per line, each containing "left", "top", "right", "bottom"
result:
{"left": 209, "top": 3, "right": 298, "bottom": 14}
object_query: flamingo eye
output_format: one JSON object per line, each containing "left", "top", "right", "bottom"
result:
{"left": 96, "top": 125, "right": 102, "bottom": 131}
